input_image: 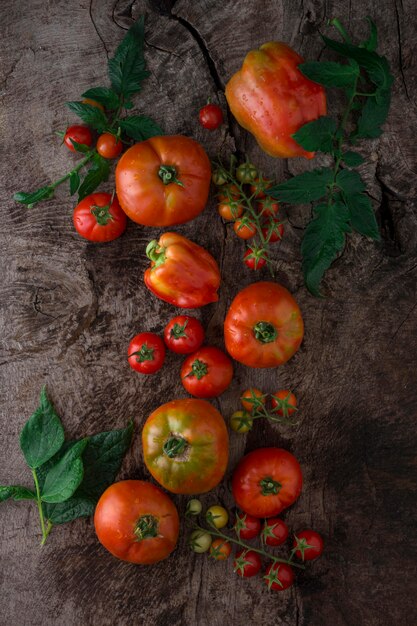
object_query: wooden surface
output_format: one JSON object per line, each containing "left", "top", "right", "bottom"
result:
{"left": 1, "top": 1, "right": 417, "bottom": 625}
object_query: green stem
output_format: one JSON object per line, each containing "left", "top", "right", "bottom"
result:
{"left": 50, "top": 151, "right": 95, "bottom": 191}
{"left": 32, "top": 469, "right": 49, "bottom": 545}
{"left": 328, "top": 18, "right": 352, "bottom": 43}
{"left": 41, "top": 520, "right": 53, "bottom": 546}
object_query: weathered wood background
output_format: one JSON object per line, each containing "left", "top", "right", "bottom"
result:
{"left": 1, "top": 1, "right": 416, "bottom": 624}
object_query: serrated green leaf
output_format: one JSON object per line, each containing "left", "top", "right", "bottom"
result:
{"left": 344, "top": 192, "right": 380, "bottom": 239}
{"left": 292, "top": 116, "right": 337, "bottom": 153}
{"left": 43, "top": 496, "right": 95, "bottom": 525}
{"left": 119, "top": 115, "right": 163, "bottom": 141}
{"left": 108, "top": 16, "right": 150, "bottom": 98}
{"left": 336, "top": 169, "right": 365, "bottom": 194}
{"left": 355, "top": 89, "right": 391, "bottom": 139}
{"left": 41, "top": 439, "right": 88, "bottom": 503}
{"left": 267, "top": 168, "right": 333, "bottom": 204}
{"left": 81, "top": 87, "right": 120, "bottom": 110}
{"left": 69, "top": 171, "right": 80, "bottom": 195}
{"left": 69, "top": 139, "right": 91, "bottom": 154}
{"left": 302, "top": 201, "right": 351, "bottom": 296}
{"left": 361, "top": 17, "right": 378, "bottom": 52}
{"left": 14, "top": 186, "right": 54, "bottom": 208}
{"left": 342, "top": 151, "right": 364, "bottom": 167}
{"left": 299, "top": 61, "right": 359, "bottom": 88}
{"left": 0, "top": 486, "right": 35, "bottom": 502}
{"left": 66, "top": 101, "right": 108, "bottom": 132}
{"left": 78, "top": 154, "right": 110, "bottom": 200}
{"left": 20, "top": 388, "right": 65, "bottom": 469}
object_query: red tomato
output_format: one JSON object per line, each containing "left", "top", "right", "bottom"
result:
{"left": 94, "top": 480, "right": 179, "bottom": 564}
{"left": 232, "top": 447, "right": 302, "bottom": 518}
{"left": 210, "top": 539, "right": 232, "bottom": 560}
{"left": 73, "top": 192, "right": 127, "bottom": 242}
{"left": 240, "top": 388, "right": 266, "bottom": 412}
{"left": 262, "top": 518, "right": 289, "bottom": 546}
{"left": 243, "top": 248, "right": 267, "bottom": 270}
{"left": 257, "top": 197, "right": 279, "bottom": 217}
{"left": 97, "top": 133, "right": 123, "bottom": 159}
{"left": 249, "top": 177, "right": 272, "bottom": 198}
{"left": 293, "top": 530, "right": 324, "bottom": 561}
{"left": 199, "top": 103, "right": 224, "bottom": 130}
{"left": 64, "top": 125, "right": 93, "bottom": 152}
{"left": 218, "top": 200, "right": 243, "bottom": 221}
{"left": 233, "top": 218, "right": 257, "bottom": 240}
{"left": 262, "top": 218, "right": 284, "bottom": 243}
{"left": 234, "top": 512, "right": 261, "bottom": 540}
{"left": 264, "top": 562, "right": 294, "bottom": 591}
{"left": 181, "top": 346, "right": 233, "bottom": 398}
{"left": 164, "top": 316, "right": 204, "bottom": 355}
{"left": 217, "top": 184, "right": 240, "bottom": 202}
{"left": 127, "top": 332, "right": 165, "bottom": 374}
{"left": 271, "top": 390, "right": 298, "bottom": 418}
{"left": 234, "top": 549, "right": 262, "bottom": 577}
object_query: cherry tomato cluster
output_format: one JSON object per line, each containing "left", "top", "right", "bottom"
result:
{"left": 127, "top": 317, "right": 233, "bottom": 398}
{"left": 230, "top": 387, "right": 298, "bottom": 434}
{"left": 187, "top": 501, "right": 323, "bottom": 591}
{"left": 212, "top": 158, "right": 284, "bottom": 272}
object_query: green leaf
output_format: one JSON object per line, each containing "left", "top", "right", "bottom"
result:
{"left": 292, "top": 116, "right": 337, "bottom": 153}
{"left": 69, "top": 140, "right": 91, "bottom": 154}
{"left": 119, "top": 115, "right": 163, "bottom": 141}
{"left": 267, "top": 168, "right": 333, "bottom": 204}
{"left": 20, "top": 388, "right": 65, "bottom": 469}
{"left": 78, "top": 154, "right": 110, "bottom": 200}
{"left": 342, "top": 151, "right": 364, "bottom": 167}
{"left": 69, "top": 171, "right": 80, "bottom": 195}
{"left": 355, "top": 89, "right": 391, "bottom": 139}
{"left": 361, "top": 17, "right": 378, "bottom": 52}
{"left": 41, "top": 439, "right": 88, "bottom": 503}
{"left": 336, "top": 169, "right": 366, "bottom": 194}
{"left": 344, "top": 192, "right": 380, "bottom": 239}
{"left": 299, "top": 61, "right": 359, "bottom": 88}
{"left": 43, "top": 496, "right": 95, "bottom": 525}
{"left": 81, "top": 87, "right": 120, "bottom": 110}
{"left": 0, "top": 486, "right": 35, "bottom": 502}
{"left": 108, "top": 16, "right": 150, "bottom": 98}
{"left": 302, "top": 201, "right": 351, "bottom": 296}
{"left": 14, "top": 186, "right": 54, "bottom": 208}
{"left": 66, "top": 101, "right": 108, "bottom": 133}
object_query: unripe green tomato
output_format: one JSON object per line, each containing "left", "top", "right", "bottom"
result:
{"left": 236, "top": 162, "right": 258, "bottom": 184}
{"left": 230, "top": 410, "right": 253, "bottom": 433}
{"left": 186, "top": 498, "right": 202, "bottom": 516}
{"left": 189, "top": 530, "right": 212, "bottom": 553}
{"left": 206, "top": 505, "right": 229, "bottom": 529}
{"left": 212, "top": 169, "right": 227, "bottom": 186}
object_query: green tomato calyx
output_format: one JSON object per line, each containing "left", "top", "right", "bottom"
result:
{"left": 134, "top": 514, "right": 158, "bottom": 541}
{"left": 163, "top": 435, "right": 188, "bottom": 459}
{"left": 158, "top": 165, "right": 184, "bottom": 187}
{"left": 253, "top": 321, "right": 278, "bottom": 344}
{"left": 260, "top": 476, "right": 282, "bottom": 496}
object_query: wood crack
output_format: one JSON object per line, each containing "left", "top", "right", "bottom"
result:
{"left": 89, "top": 0, "right": 110, "bottom": 58}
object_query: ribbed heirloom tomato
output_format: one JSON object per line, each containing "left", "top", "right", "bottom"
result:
{"left": 142, "top": 399, "right": 229, "bottom": 495}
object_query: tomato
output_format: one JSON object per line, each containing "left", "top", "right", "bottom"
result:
{"left": 224, "top": 281, "right": 304, "bottom": 368}
{"left": 210, "top": 539, "right": 232, "bottom": 560}
{"left": 240, "top": 388, "right": 266, "bottom": 413}
{"left": 236, "top": 162, "right": 258, "bottom": 184}
{"left": 115, "top": 135, "right": 211, "bottom": 226}
{"left": 189, "top": 530, "right": 212, "bottom": 553}
{"left": 217, "top": 184, "right": 240, "bottom": 202}
{"left": 249, "top": 177, "right": 272, "bottom": 199}
{"left": 212, "top": 169, "right": 228, "bottom": 186}
{"left": 264, "top": 562, "right": 294, "bottom": 591}
{"left": 142, "top": 399, "right": 229, "bottom": 494}
{"left": 164, "top": 316, "right": 205, "bottom": 355}
{"left": 293, "top": 530, "right": 324, "bottom": 561}
{"left": 206, "top": 505, "right": 228, "bottom": 529}
{"left": 94, "top": 480, "right": 179, "bottom": 565}
{"left": 232, "top": 448, "right": 303, "bottom": 518}
{"left": 262, "top": 218, "right": 284, "bottom": 243}
{"left": 230, "top": 411, "right": 253, "bottom": 433}
{"left": 257, "top": 196, "right": 279, "bottom": 217}
{"left": 218, "top": 200, "right": 243, "bottom": 221}
{"left": 243, "top": 248, "right": 267, "bottom": 270}
{"left": 181, "top": 346, "right": 233, "bottom": 398}
{"left": 234, "top": 549, "right": 262, "bottom": 577}
{"left": 73, "top": 192, "right": 127, "bottom": 243}
{"left": 233, "top": 217, "right": 257, "bottom": 240}
{"left": 262, "top": 518, "right": 289, "bottom": 546}
{"left": 127, "top": 332, "right": 165, "bottom": 374}
{"left": 64, "top": 125, "right": 93, "bottom": 152}
{"left": 82, "top": 98, "right": 105, "bottom": 111}
{"left": 234, "top": 512, "right": 261, "bottom": 540}
{"left": 96, "top": 132, "right": 123, "bottom": 159}
{"left": 186, "top": 499, "right": 203, "bottom": 516}
{"left": 199, "top": 103, "right": 223, "bottom": 130}
{"left": 271, "top": 390, "right": 298, "bottom": 418}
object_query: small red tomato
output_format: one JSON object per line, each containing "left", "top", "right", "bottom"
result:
{"left": 293, "top": 530, "right": 324, "bottom": 561}
{"left": 233, "top": 218, "right": 257, "bottom": 240}
{"left": 127, "top": 332, "right": 165, "bottom": 374}
{"left": 249, "top": 177, "right": 272, "bottom": 199}
{"left": 262, "top": 518, "right": 289, "bottom": 546}
{"left": 262, "top": 218, "right": 284, "bottom": 243}
{"left": 64, "top": 125, "right": 93, "bottom": 152}
{"left": 264, "top": 562, "right": 294, "bottom": 591}
{"left": 73, "top": 192, "right": 127, "bottom": 242}
{"left": 97, "top": 133, "right": 123, "bottom": 159}
{"left": 234, "top": 549, "right": 262, "bottom": 578}
{"left": 257, "top": 197, "right": 279, "bottom": 217}
{"left": 240, "top": 388, "right": 266, "bottom": 413}
{"left": 164, "top": 316, "right": 205, "bottom": 355}
{"left": 181, "top": 346, "right": 233, "bottom": 398}
{"left": 199, "top": 103, "right": 223, "bottom": 130}
{"left": 210, "top": 539, "right": 232, "bottom": 560}
{"left": 271, "top": 390, "right": 298, "bottom": 418}
{"left": 218, "top": 200, "right": 243, "bottom": 221}
{"left": 217, "top": 184, "right": 240, "bottom": 202}
{"left": 234, "top": 512, "right": 261, "bottom": 540}
{"left": 243, "top": 247, "right": 267, "bottom": 270}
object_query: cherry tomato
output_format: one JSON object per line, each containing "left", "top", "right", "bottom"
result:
{"left": 240, "top": 388, "right": 266, "bottom": 413}
{"left": 97, "top": 132, "right": 123, "bottom": 159}
{"left": 189, "top": 530, "right": 212, "bottom": 553}
{"left": 271, "top": 390, "right": 298, "bottom": 418}
{"left": 199, "top": 103, "right": 223, "bottom": 130}
{"left": 233, "top": 217, "right": 257, "bottom": 240}
{"left": 217, "top": 184, "right": 240, "bottom": 202}
{"left": 210, "top": 539, "right": 232, "bottom": 560}
{"left": 234, "top": 512, "right": 261, "bottom": 540}
{"left": 64, "top": 125, "right": 93, "bottom": 152}
{"left": 244, "top": 247, "right": 267, "bottom": 270}
{"left": 234, "top": 549, "right": 261, "bottom": 577}
{"left": 82, "top": 98, "right": 105, "bottom": 111}
{"left": 73, "top": 192, "right": 127, "bottom": 243}
{"left": 262, "top": 518, "right": 289, "bottom": 546}
{"left": 164, "top": 316, "right": 205, "bottom": 355}
{"left": 218, "top": 200, "right": 243, "bottom": 221}
{"left": 181, "top": 346, "right": 233, "bottom": 398}
{"left": 127, "top": 332, "right": 165, "bottom": 374}
{"left": 206, "top": 505, "right": 228, "bottom": 529}
{"left": 293, "top": 530, "right": 324, "bottom": 561}
{"left": 249, "top": 177, "right": 272, "bottom": 198}
{"left": 230, "top": 411, "right": 253, "bottom": 433}
{"left": 94, "top": 480, "right": 179, "bottom": 564}
{"left": 257, "top": 196, "right": 279, "bottom": 217}
{"left": 212, "top": 169, "right": 228, "bottom": 186}
{"left": 236, "top": 162, "right": 258, "bottom": 184}
{"left": 264, "top": 562, "right": 294, "bottom": 591}
{"left": 186, "top": 499, "right": 202, "bottom": 516}
{"left": 262, "top": 218, "right": 284, "bottom": 243}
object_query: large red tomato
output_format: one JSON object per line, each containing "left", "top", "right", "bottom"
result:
{"left": 115, "top": 135, "right": 211, "bottom": 226}
{"left": 232, "top": 448, "right": 302, "bottom": 518}
{"left": 94, "top": 480, "right": 179, "bottom": 564}
{"left": 224, "top": 281, "right": 304, "bottom": 368}
{"left": 142, "top": 399, "right": 228, "bottom": 495}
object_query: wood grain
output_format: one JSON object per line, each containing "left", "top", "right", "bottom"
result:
{"left": 1, "top": 1, "right": 416, "bottom": 625}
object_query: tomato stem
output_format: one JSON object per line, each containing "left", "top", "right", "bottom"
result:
{"left": 134, "top": 514, "right": 159, "bottom": 540}
{"left": 163, "top": 436, "right": 188, "bottom": 459}
{"left": 259, "top": 477, "right": 282, "bottom": 496}
{"left": 253, "top": 321, "right": 278, "bottom": 344}
{"left": 158, "top": 165, "right": 184, "bottom": 187}
{"left": 32, "top": 468, "right": 49, "bottom": 545}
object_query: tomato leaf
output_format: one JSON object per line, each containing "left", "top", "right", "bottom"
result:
{"left": 342, "top": 151, "right": 364, "bottom": 167}
{"left": 119, "top": 115, "right": 163, "bottom": 141}
{"left": 14, "top": 186, "right": 54, "bottom": 208}
{"left": 42, "top": 496, "right": 95, "bottom": 525}
{"left": 0, "top": 486, "right": 35, "bottom": 502}
{"left": 298, "top": 61, "right": 359, "bottom": 88}
{"left": 41, "top": 439, "right": 88, "bottom": 503}
{"left": 108, "top": 16, "right": 150, "bottom": 99}
{"left": 66, "top": 101, "right": 108, "bottom": 133}
{"left": 354, "top": 89, "right": 391, "bottom": 139}
{"left": 292, "top": 116, "right": 337, "bottom": 153}
{"left": 361, "top": 17, "right": 378, "bottom": 52}
{"left": 78, "top": 153, "right": 110, "bottom": 200}
{"left": 69, "top": 171, "right": 80, "bottom": 195}
{"left": 336, "top": 169, "right": 366, "bottom": 194}
{"left": 343, "top": 192, "right": 380, "bottom": 239}
{"left": 19, "top": 388, "right": 65, "bottom": 469}
{"left": 81, "top": 87, "right": 120, "bottom": 110}
{"left": 267, "top": 168, "right": 333, "bottom": 204}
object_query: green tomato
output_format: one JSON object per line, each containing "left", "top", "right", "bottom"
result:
{"left": 186, "top": 498, "right": 202, "bottom": 516}
{"left": 230, "top": 410, "right": 253, "bottom": 433}
{"left": 212, "top": 169, "right": 227, "bottom": 186}
{"left": 206, "top": 505, "right": 229, "bottom": 529}
{"left": 189, "top": 530, "right": 212, "bottom": 553}
{"left": 236, "top": 162, "right": 258, "bottom": 184}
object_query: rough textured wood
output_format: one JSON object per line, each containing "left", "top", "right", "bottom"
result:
{"left": 1, "top": 1, "right": 417, "bottom": 624}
